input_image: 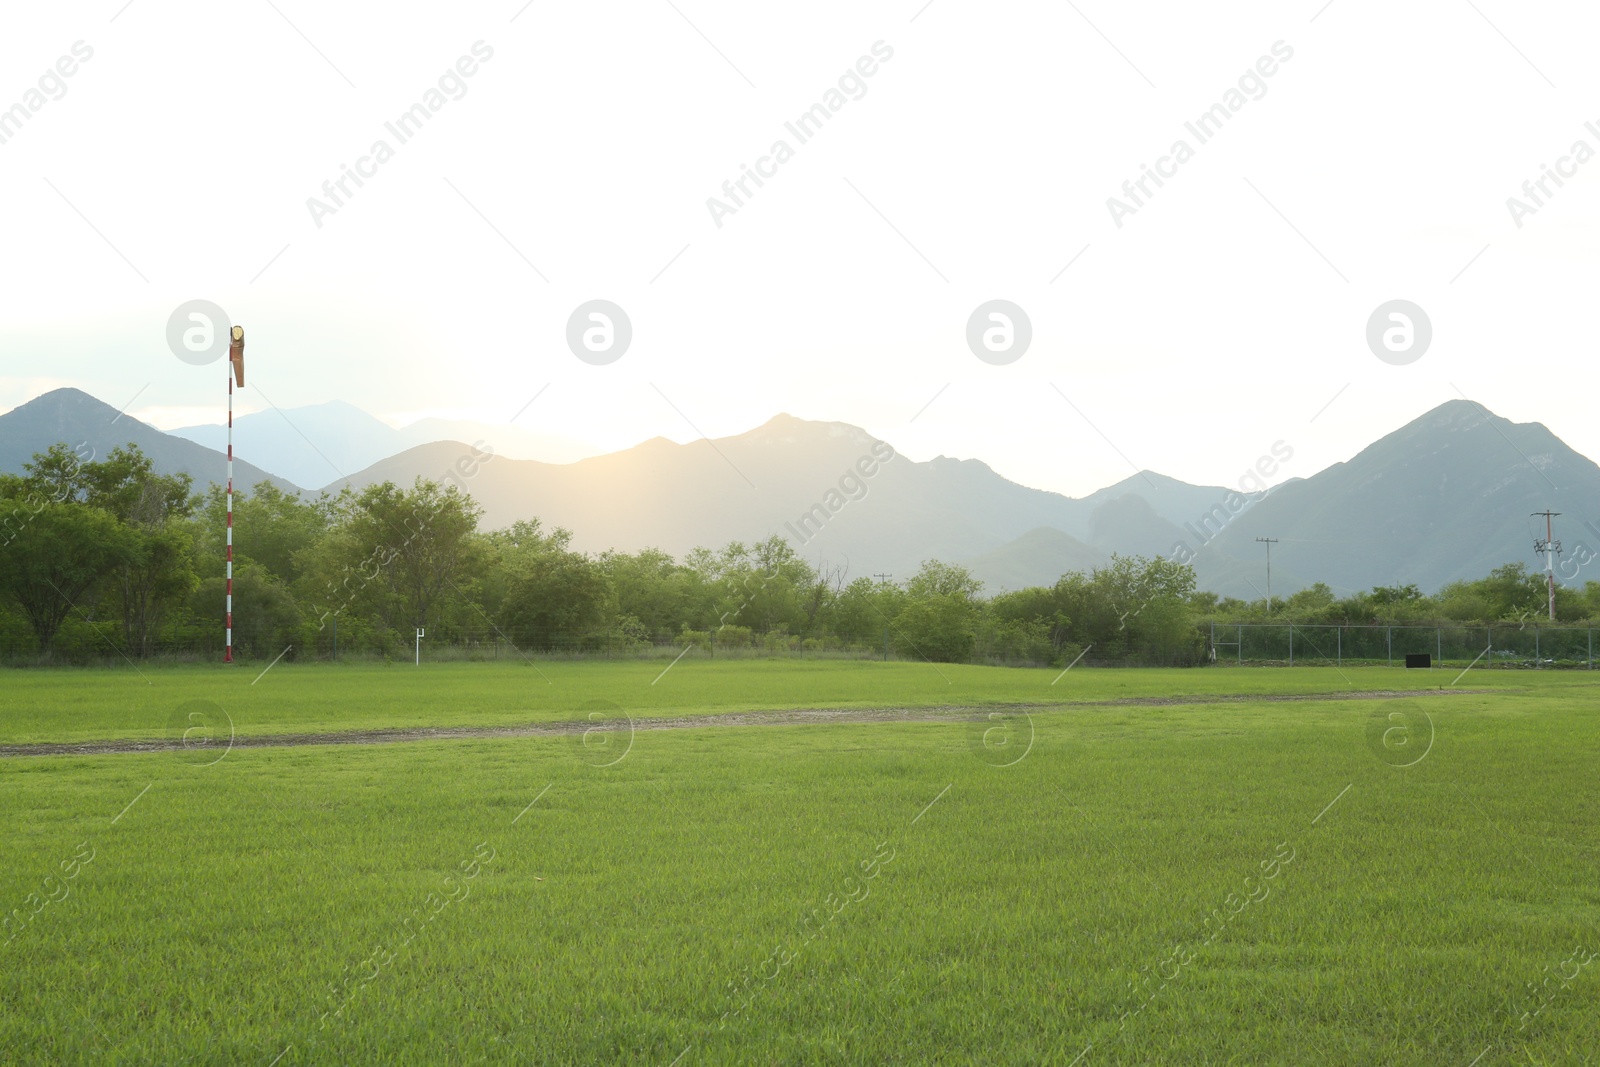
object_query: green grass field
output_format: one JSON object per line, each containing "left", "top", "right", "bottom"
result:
{"left": 4, "top": 658, "right": 1596, "bottom": 745}
{"left": 2, "top": 660, "right": 1597, "bottom": 1064}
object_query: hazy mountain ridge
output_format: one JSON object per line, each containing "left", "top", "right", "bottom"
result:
{"left": 0, "top": 389, "right": 299, "bottom": 496}
{"left": 1190, "top": 400, "right": 1600, "bottom": 597}
{"left": 168, "top": 399, "right": 599, "bottom": 487}
{"left": 4, "top": 390, "right": 1594, "bottom": 598}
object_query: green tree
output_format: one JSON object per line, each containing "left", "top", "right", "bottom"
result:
{"left": 895, "top": 595, "right": 976, "bottom": 662}
{"left": 601, "top": 547, "right": 694, "bottom": 643}
{"left": 828, "top": 576, "right": 892, "bottom": 649}
{"left": 82, "top": 445, "right": 193, "bottom": 524}
{"left": 895, "top": 560, "right": 981, "bottom": 663}
{"left": 798, "top": 558, "right": 848, "bottom": 638}
{"left": 906, "top": 559, "right": 983, "bottom": 600}
{"left": 1052, "top": 555, "right": 1199, "bottom": 664}
{"left": 490, "top": 520, "right": 611, "bottom": 650}
{"left": 299, "top": 479, "right": 485, "bottom": 637}
{"left": 1437, "top": 564, "right": 1549, "bottom": 623}
{"left": 0, "top": 501, "right": 137, "bottom": 655}
{"left": 197, "top": 481, "right": 332, "bottom": 585}
{"left": 987, "top": 586, "right": 1071, "bottom": 663}
{"left": 20, "top": 441, "right": 98, "bottom": 505}
{"left": 1286, "top": 582, "right": 1335, "bottom": 619}
{"left": 189, "top": 565, "right": 304, "bottom": 659}
{"left": 83, "top": 446, "right": 198, "bottom": 656}
{"left": 715, "top": 536, "right": 815, "bottom": 637}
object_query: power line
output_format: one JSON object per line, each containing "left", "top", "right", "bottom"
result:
{"left": 1255, "top": 538, "right": 1278, "bottom": 615}
{"left": 1532, "top": 510, "right": 1561, "bottom": 621}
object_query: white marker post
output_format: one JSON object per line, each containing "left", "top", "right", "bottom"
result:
{"left": 415, "top": 627, "right": 425, "bottom": 666}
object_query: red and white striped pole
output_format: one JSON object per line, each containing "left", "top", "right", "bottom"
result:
{"left": 226, "top": 326, "right": 245, "bottom": 663}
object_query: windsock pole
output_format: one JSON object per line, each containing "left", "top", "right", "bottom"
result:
{"left": 226, "top": 326, "right": 245, "bottom": 663}
{"left": 225, "top": 367, "right": 234, "bottom": 662}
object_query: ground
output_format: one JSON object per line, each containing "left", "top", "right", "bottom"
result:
{"left": 1, "top": 660, "right": 1596, "bottom": 1064}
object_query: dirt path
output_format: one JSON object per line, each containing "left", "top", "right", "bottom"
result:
{"left": 0, "top": 688, "right": 1492, "bottom": 759}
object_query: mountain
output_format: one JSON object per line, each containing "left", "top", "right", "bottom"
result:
{"left": 329, "top": 401, "right": 1600, "bottom": 597}
{"left": 7, "top": 389, "right": 1595, "bottom": 600}
{"left": 961, "top": 472, "right": 1240, "bottom": 590}
{"left": 0, "top": 389, "right": 300, "bottom": 494}
{"left": 397, "top": 416, "right": 599, "bottom": 465}
{"left": 961, "top": 495, "right": 1192, "bottom": 592}
{"left": 1078, "top": 470, "right": 1256, "bottom": 534}
{"left": 323, "top": 414, "right": 1161, "bottom": 582}
{"left": 169, "top": 401, "right": 396, "bottom": 488}
{"left": 1191, "top": 399, "right": 1600, "bottom": 597}
{"left": 962, "top": 527, "right": 1110, "bottom": 592}
{"left": 169, "top": 401, "right": 599, "bottom": 489}
{"left": 1085, "top": 493, "right": 1191, "bottom": 559}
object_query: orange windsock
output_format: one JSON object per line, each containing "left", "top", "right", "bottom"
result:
{"left": 229, "top": 325, "right": 245, "bottom": 387}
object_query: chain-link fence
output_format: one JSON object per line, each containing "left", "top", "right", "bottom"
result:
{"left": 9, "top": 616, "right": 1595, "bottom": 669}
{"left": 0, "top": 622, "right": 900, "bottom": 667}
{"left": 1207, "top": 623, "right": 1597, "bottom": 669}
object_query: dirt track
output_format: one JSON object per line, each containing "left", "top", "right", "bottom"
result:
{"left": 0, "top": 688, "right": 1490, "bottom": 759}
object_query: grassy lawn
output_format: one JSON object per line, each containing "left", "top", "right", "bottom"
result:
{"left": 0, "top": 662, "right": 1596, "bottom": 1063}
{"left": 1, "top": 659, "right": 1597, "bottom": 745}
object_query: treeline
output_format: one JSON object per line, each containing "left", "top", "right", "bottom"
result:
{"left": 3, "top": 442, "right": 1598, "bottom": 666}
{"left": 1193, "top": 568, "right": 1600, "bottom": 628}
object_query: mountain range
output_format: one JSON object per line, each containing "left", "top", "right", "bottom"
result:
{"left": 1186, "top": 400, "right": 1600, "bottom": 597}
{"left": 0, "top": 388, "right": 295, "bottom": 497}
{"left": 3, "top": 388, "right": 1596, "bottom": 599}
{"left": 167, "top": 400, "right": 599, "bottom": 487}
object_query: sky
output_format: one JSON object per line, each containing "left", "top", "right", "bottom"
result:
{"left": 3, "top": 0, "right": 1598, "bottom": 500}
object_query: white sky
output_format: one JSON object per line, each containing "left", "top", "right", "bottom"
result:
{"left": 3, "top": 0, "right": 1597, "bottom": 498}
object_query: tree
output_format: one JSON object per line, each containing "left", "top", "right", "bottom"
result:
{"left": 601, "top": 547, "right": 695, "bottom": 643}
{"left": 1583, "top": 582, "right": 1600, "bottom": 620}
{"left": 1096, "top": 555, "right": 1198, "bottom": 664}
{"left": 799, "top": 558, "right": 848, "bottom": 637}
{"left": 21, "top": 442, "right": 98, "bottom": 505}
{"left": 83, "top": 445, "right": 193, "bottom": 525}
{"left": 197, "top": 481, "right": 332, "bottom": 585}
{"left": 895, "top": 560, "right": 981, "bottom": 662}
{"left": 116, "top": 518, "right": 199, "bottom": 656}
{"left": 977, "top": 612, "right": 1057, "bottom": 665}
{"left": 716, "top": 536, "right": 814, "bottom": 636}
{"left": 0, "top": 502, "right": 137, "bottom": 655}
{"left": 987, "top": 586, "right": 1071, "bottom": 663}
{"left": 895, "top": 595, "right": 976, "bottom": 662}
{"left": 1327, "top": 591, "right": 1378, "bottom": 626}
{"left": 828, "top": 576, "right": 891, "bottom": 649}
{"left": 906, "top": 559, "right": 983, "bottom": 600}
{"left": 1364, "top": 582, "right": 1435, "bottom": 623}
{"left": 1287, "top": 582, "right": 1335, "bottom": 619}
{"left": 3, "top": 443, "right": 195, "bottom": 656}
{"left": 490, "top": 520, "right": 611, "bottom": 650}
{"left": 1049, "top": 555, "right": 1199, "bottom": 664}
{"left": 1437, "top": 564, "right": 1550, "bottom": 623}
{"left": 303, "top": 479, "right": 485, "bottom": 636}
{"left": 189, "top": 565, "right": 304, "bottom": 659}
{"left": 83, "top": 446, "right": 198, "bottom": 656}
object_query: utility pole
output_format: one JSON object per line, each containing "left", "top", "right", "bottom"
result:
{"left": 873, "top": 573, "right": 893, "bottom": 661}
{"left": 1255, "top": 537, "right": 1278, "bottom": 616}
{"left": 1532, "top": 511, "right": 1561, "bottom": 621}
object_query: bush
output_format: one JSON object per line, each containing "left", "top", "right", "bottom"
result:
{"left": 714, "top": 625, "right": 752, "bottom": 650}
{"left": 761, "top": 630, "right": 797, "bottom": 654}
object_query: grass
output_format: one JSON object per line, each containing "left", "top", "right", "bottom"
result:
{"left": 1, "top": 660, "right": 1597, "bottom": 1063}
{"left": 1, "top": 658, "right": 1597, "bottom": 745}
